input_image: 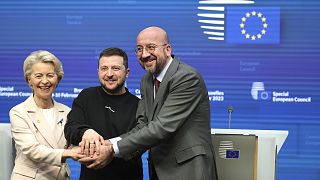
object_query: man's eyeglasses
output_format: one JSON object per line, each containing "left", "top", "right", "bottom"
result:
{"left": 134, "top": 43, "right": 167, "bottom": 55}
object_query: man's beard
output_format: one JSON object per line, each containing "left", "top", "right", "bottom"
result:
{"left": 140, "top": 59, "right": 162, "bottom": 76}
{"left": 100, "top": 81, "right": 126, "bottom": 95}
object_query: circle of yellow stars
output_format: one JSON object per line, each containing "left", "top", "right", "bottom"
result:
{"left": 240, "top": 11, "right": 268, "bottom": 40}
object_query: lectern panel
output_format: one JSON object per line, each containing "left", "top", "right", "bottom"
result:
{"left": 212, "top": 134, "right": 258, "bottom": 180}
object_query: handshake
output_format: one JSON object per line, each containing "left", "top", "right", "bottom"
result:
{"left": 64, "top": 129, "right": 114, "bottom": 170}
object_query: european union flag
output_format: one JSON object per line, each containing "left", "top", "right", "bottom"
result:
{"left": 257, "top": 90, "right": 272, "bottom": 101}
{"left": 226, "top": 7, "right": 280, "bottom": 44}
{"left": 226, "top": 150, "right": 240, "bottom": 159}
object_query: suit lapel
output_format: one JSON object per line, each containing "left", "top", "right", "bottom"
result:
{"left": 151, "top": 57, "right": 180, "bottom": 120}
{"left": 145, "top": 74, "right": 154, "bottom": 104}
{"left": 145, "top": 74, "right": 155, "bottom": 121}
{"left": 25, "top": 96, "right": 59, "bottom": 148}
{"left": 53, "top": 101, "right": 67, "bottom": 145}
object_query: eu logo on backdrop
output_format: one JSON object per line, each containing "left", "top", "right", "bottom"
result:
{"left": 226, "top": 7, "right": 280, "bottom": 44}
{"left": 257, "top": 90, "right": 272, "bottom": 101}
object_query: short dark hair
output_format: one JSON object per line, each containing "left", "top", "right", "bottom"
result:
{"left": 99, "top": 47, "right": 128, "bottom": 68}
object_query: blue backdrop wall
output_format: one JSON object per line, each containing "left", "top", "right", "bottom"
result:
{"left": 0, "top": 0, "right": 319, "bottom": 179}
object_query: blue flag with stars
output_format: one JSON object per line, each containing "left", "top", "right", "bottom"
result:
{"left": 226, "top": 7, "right": 280, "bottom": 44}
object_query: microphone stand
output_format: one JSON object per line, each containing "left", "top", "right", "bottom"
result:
{"left": 228, "top": 106, "right": 233, "bottom": 129}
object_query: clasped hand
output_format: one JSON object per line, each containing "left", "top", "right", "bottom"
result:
{"left": 77, "top": 129, "right": 114, "bottom": 169}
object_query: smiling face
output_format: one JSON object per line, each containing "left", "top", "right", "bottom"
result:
{"left": 98, "top": 55, "right": 129, "bottom": 95}
{"left": 136, "top": 27, "right": 171, "bottom": 75}
{"left": 28, "top": 62, "right": 58, "bottom": 102}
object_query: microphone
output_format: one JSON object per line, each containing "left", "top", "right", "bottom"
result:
{"left": 227, "top": 106, "right": 234, "bottom": 129}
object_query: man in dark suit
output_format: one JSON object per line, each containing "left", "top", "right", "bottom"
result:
{"left": 79, "top": 26, "right": 218, "bottom": 180}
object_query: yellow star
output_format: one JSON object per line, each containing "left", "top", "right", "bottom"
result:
{"left": 246, "top": 12, "right": 251, "bottom": 17}
{"left": 258, "top": 12, "right": 263, "bottom": 17}
{"left": 241, "top": 17, "right": 246, "bottom": 22}
{"left": 240, "top": 23, "right": 245, "bottom": 28}
{"left": 257, "top": 34, "right": 262, "bottom": 38}
{"left": 252, "top": 11, "right": 257, "bottom": 16}
{"left": 246, "top": 34, "right": 250, "bottom": 38}
{"left": 241, "top": 29, "right": 246, "bottom": 34}
{"left": 251, "top": 35, "right": 256, "bottom": 40}
{"left": 263, "top": 23, "right": 268, "bottom": 28}
{"left": 261, "top": 29, "right": 266, "bottom": 34}
{"left": 262, "top": 17, "right": 267, "bottom": 22}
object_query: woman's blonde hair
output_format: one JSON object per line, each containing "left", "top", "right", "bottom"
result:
{"left": 23, "top": 50, "right": 64, "bottom": 83}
